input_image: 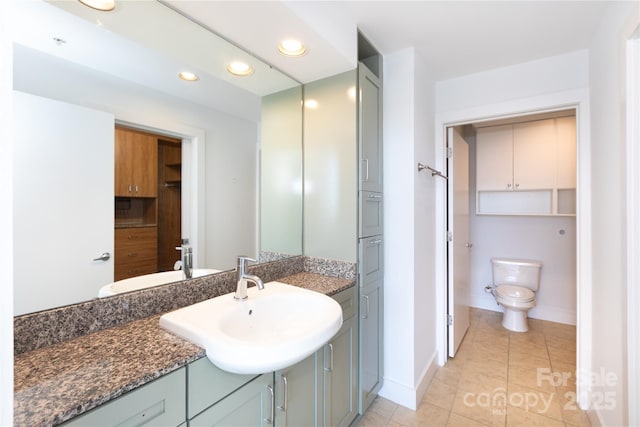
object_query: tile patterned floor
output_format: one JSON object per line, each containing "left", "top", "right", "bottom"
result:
{"left": 355, "top": 308, "right": 591, "bottom": 427}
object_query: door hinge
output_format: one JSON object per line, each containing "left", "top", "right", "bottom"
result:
{"left": 447, "top": 314, "right": 453, "bottom": 326}
{"left": 446, "top": 146, "right": 453, "bottom": 158}
{"left": 447, "top": 230, "right": 453, "bottom": 242}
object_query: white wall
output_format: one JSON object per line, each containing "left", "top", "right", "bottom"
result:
{"left": 13, "top": 46, "right": 259, "bottom": 273}
{"left": 380, "top": 47, "right": 438, "bottom": 410}
{"left": 413, "top": 50, "right": 439, "bottom": 394}
{"left": 434, "top": 48, "right": 593, "bottom": 402}
{"left": 436, "top": 50, "right": 589, "bottom": 113}
{"left": 588, "top": 2, "right": 639, "bottom": 426}
{"left": 0, "top": 0, "right": 13, "bottom": 422}
{"left": 467, "top": 135, "right": 577, "bottom": 325}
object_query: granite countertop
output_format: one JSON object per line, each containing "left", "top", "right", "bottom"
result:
{"left": 14, "top": 273, "right": 354, "bottom": 426}
{"left": 276, "top": 272, "right": 355, "bottom": 296}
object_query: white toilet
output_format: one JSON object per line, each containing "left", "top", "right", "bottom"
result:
{"left": 490, "top": 258, "right": 542, "bottom": 332}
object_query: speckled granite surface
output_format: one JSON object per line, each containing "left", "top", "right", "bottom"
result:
{"left": 14, "top": 315, "right": 204, "bottom": 426}
{"left": 14, "top": 267, "right": 354, "bottom": 426}
{"left": 304, "top": 256, "right": 357, "bottom": 280}
{"left": 15, "top": 256, "right": 306, "bottom": 355}
{"left": 278, "top": 272, "right": 355, "bottom": 296}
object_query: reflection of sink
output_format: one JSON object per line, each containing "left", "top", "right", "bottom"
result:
{"left": 98, "top": 269, "right": 219, "bottom": 297}
{"left": 159, "top": 281, "right": 343, "bottom": 374}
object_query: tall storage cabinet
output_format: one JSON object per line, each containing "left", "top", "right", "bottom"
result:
{"left": 114, "top": 126, "right": 182, "bottom": 281}
{"left": 357, "top": 60, "right": 383, "bottom": 414}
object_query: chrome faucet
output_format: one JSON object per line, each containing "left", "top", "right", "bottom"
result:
{"left": 234, "top": 256, "right": 264, "bottom": 300}
{"left": 175, "top": 240, "right": 193, "bottom": 279}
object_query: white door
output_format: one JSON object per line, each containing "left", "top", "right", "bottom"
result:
{"left": 13, "top": 92, "right": 114, "bottom": 315}
{"left": 447, "top": 126, "right": 470, "bottom": 357}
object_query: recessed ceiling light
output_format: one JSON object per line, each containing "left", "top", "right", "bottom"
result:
{"left": 227, "top": 62, "right": 253, "bottom": 77}
{"left": 278, "top": 39, "right": 306, "bottom": 57}
{"left": 78, "top": 0, "right": 116, "bottom": 11}
{"left": 178, "top": 71, "right": 199, "bottom": 82}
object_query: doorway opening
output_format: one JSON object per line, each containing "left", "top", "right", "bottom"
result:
{"left": 436, "top": 91, "right": 591, "bottom": 409}
{"left": 113, "top": 125, "right": 183, "bottom": 281}
{"left": 446, "top": 109, "right": 578, "bottom": 358}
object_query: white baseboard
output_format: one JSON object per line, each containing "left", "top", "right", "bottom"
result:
{"left": 470, "top": 293, "right": 577, "bottom": 325}
{"left": 378, "top": 351, "right": 439, "bottom": 411}
{"left": 415, "top": 351, "right": 439, "bottom": 404}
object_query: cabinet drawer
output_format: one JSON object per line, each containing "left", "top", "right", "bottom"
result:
{"left": 332, "top": 286, "right": 357, "bottom": 321}
{"left": 187, "top": 357, "right": 259, "bottom": 419}
{"left": 115, "top": 228, "right": 157, "bottom": 264}
{"left": 359, "top": 191, "right": 383, "bottom": 238}
{"left": 115, "top": 227, "right": 158, "bottom": 249}
{"left": 359, "top": 236, "right": 383, "bottom": 286}
{"left": 62, "top": 368, "right": 185, "bottom": 427}
{"left": 114, "top": 258, "right": 158, "bottom": 281}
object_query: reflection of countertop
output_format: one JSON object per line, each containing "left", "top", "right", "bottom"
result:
{"left": 13, "top": 273, "right": 355, "bottom": 426}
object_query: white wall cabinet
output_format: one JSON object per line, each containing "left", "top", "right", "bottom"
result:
{"left": 513, "top": 120, "right": 556, "bottom": 190}
{"left": 476, "top": 117, "right": 576, "bottom": 215}
{"left": 476, "top": 124, "right": 514, "bottom": 191}
{"left": 556, "top": 116, "right": 577, "bottom": 189}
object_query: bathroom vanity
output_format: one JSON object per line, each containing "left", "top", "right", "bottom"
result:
{"left": 14, "top": 270, "right": 356, "bottom": 427}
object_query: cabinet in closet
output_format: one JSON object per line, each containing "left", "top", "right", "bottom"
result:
{"left": 476, "top": 120, "right": 556, "bottom": 192}
{"left": 115, "top": 127, "right": 158, "bottom": 198}
{"left": 475, "top": 116, "right": 576, "bottom": 215}
{"left": 114, "top": 227, "right": 158, "bottom": 281}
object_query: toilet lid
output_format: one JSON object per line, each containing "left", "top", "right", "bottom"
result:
{"left": 496, "top": 285, "right": 535, "bottom": 302}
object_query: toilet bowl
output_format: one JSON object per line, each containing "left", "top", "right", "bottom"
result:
{"left": 490, "top": 258, "right": 542, "bottom": 332}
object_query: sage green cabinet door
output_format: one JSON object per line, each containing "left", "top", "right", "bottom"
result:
{"left": 359, "top": 278, "right": 383, "bottom": 413}
{"left": 275, "top": 352, "right": 322, "bottom": 427}
{"left": 187, "top": 357, "right": 258, "bottom": 419}
{"left": 189, "top": 374, "right": 274, "bottom": 427}
{"left": 324, "top": 314, "right": 358, "bottom": 427}
{"left": 62, "top": 368, "right": 186, "bottom": 427}
{"left": 359, "top": 63, "right": 383, "bottom": 193}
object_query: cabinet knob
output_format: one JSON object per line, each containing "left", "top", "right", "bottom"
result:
{"left": 515, "top": 183, "right": 520, "bottom": 188}
{"left": 507, "top": 183, "right": 512, "bottom": 189}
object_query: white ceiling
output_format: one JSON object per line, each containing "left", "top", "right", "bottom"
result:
{"left": 340, "top": 1, "right": 612, "bottom": 79}
{"left": 13, "top": 0, "right": 616, "bottom": 119}
{"left": 173, "top": 0, "right": 613, "bottom": 82}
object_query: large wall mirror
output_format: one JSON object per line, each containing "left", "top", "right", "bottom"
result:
{"left": 12, "top": 0, "right": 303, "bottom": 315}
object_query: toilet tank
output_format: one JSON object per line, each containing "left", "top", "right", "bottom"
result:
{"left": 491, "top": 258, "right": 542, "bottom": 291}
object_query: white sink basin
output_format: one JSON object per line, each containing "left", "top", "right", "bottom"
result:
{"left": 159, "top": 281, "right": 343, "bottom": 374}
{"left": 98, "top": 269, "right": 220, "bottom": 297}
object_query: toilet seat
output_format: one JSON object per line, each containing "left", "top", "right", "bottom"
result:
{"left": 495, "top": 285, "right": 535, "bottom": 303}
